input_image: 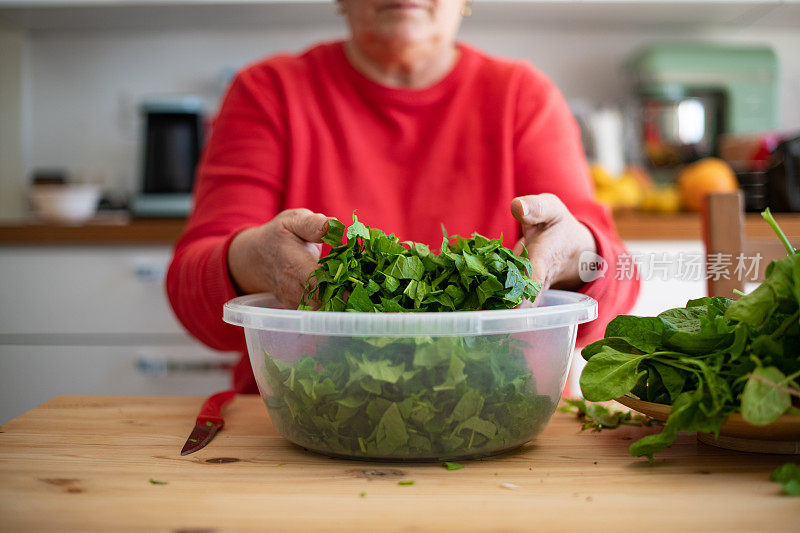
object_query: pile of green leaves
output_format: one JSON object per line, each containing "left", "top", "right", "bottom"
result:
{"left": 558, "top": 398, "right": 653, "bottom": 432}
{"left": 262, "top": 215, "right": 552, "bottom": 459}
{"left": 262, "top": 335, "right": 555, "bottom": 459}
{"left": 580, "top": 209, "right": 800, "bottom": 461}
{"left": 299, "top": 214, "right": 541, "bottom": 312}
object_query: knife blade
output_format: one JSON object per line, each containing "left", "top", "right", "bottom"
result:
{"left": 180, "top": 390, "right": 236, "bottom": 456}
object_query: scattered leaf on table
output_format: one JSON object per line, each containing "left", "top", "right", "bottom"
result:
{"left": 771, "top": 463, "right": 800, "bottom": 496}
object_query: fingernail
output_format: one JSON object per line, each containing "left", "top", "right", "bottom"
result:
{"left": 518, "top": 199, "right": 528, "bottom": 217}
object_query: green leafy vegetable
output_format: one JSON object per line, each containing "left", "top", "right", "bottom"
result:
{"left": 741, "top": 366, "right": 792, "bottom": 425}
{"left": 300, "top": 213, "right": 541, "bottom": 312}
{"left": 398, "top": 480, "right": 415, "bottom": 486}
{"left": 262, "top": 334, "right": 556, "bottom": 459}
{"left": 771, "top": 463, "right": 800, "bottom": 495}
{"left": 580, "top": 209, "right": 800, "bottom": 461}
{"left": 578, "top": 349, "right": 649, "bottom": 401}
{"left": 443, "top": 462, "right": 464, "bottom": 470}
{"left": 148, "top": 479, "right": 168, "bottom": 485}
{"left": 558, "top": 399, "right": 652, "bottom": 431}
{"left": 264, "top": 214, "right": 552, "bottom": 460}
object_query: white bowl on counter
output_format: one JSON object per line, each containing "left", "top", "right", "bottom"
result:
{"left": 29, "top": 184, "right": 101, "bottom": 225}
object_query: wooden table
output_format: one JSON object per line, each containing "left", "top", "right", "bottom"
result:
{"left": 0, "top": 396, "right": 797, "bottom": 532}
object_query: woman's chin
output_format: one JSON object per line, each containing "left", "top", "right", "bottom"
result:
{"left": 371, "top": 24, "right": 436, "bottom": 50}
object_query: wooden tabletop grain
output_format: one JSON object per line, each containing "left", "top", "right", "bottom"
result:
{"left": 0, "top": 395, "right": 797, "bottom": 532}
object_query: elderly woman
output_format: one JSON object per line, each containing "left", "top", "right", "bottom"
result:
{"left": 167, "top": 0, "right": 639, "bottom": 392}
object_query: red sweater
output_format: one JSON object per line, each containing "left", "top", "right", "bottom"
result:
{"left": 166, "top": 41, "right": 639, "bottom": 393}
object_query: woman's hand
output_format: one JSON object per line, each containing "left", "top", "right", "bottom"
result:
{"left": 227, "top": 208, "right": 329, "bottom": 308}
{"left": 510, "top": 193, "right": 597, "bottom": 291}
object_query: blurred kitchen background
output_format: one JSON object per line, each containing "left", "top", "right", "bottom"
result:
{"left": 1, "top": 0, "right": 799, "bottom": 423}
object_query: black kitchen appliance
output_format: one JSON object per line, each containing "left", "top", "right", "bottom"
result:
{"left": 766, "top": 136, "right": 800, "bottom": 213}
{"left": 131, "top": 96, "right": 205, "bottom": 217}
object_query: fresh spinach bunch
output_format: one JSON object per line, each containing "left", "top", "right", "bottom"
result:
{"left": 299, "top": 214, "right": 541, "bottom": 312}
{"left": 580, "top": 209, "right": 800, "bottom": 461}
{"left": 262, "top": 335, "right": 555, "bottom": 459}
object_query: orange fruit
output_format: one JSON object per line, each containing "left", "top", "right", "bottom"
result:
{"left": 590, "top": 163, "right": 616, "bottom": 189}
{"left": 613, "top": 175, "right": 644, "bottom": 208}
{"left": 623, "top": 165, "right": 655, "bottom": 190}
{"left": 677, "top": 158, "right": 738, "bottom": 211}
{"left": 641, "top": 187, "right": 682, "bottom": 213}
{"left": 594, "top": 188, "right": 617, "bottom": 209}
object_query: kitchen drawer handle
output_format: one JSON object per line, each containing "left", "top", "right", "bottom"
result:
{"left": 136, "top": 358, "right": 234, "bottom": 376}
{"left": 133, "top": 264, "right": 166, "bottom": 283}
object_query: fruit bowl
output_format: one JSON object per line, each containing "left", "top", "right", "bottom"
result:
{"left": 223, "top": 290, "right": 597, "bottom": 461}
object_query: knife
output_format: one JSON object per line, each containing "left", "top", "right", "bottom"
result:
{"left": 180, "top": 390, "right": 236, "bottom": 456}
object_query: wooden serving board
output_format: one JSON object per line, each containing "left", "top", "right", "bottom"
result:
{"left": 616, "top": 395, "right": 800, "bottom": 453}
{"left": 0, "top": 396, "right": 798, "bottom": 532}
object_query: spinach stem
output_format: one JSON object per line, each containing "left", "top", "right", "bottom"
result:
{"left": 651, "top": 357, "right": 699, "bottom": 374}
{"left": 650, "top": 351, "right": 691, "bottom": 358}
{"left": 762, "top": 208, "right": 796, "bottom": 256}
{"left": 781, "top": 369, "right": 800, "bottom": 384}
{"left": 770, "top": 311, "right": 800, "bottom": 340}
{"left": 746, "top": 372, "right": 800, "bottom": 399}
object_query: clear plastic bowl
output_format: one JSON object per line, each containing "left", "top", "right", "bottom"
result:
{"left": 223, "top": 290, "right": 597, "bottom": 461}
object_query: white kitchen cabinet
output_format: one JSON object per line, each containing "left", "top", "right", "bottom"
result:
{"left": 0, "top": 344, "right": 238, "bottom": 424}
{"left": 624, "top": 239, "right": 707, "bottom": 317}
{"left": 0, "top": 245, "right": 239, "bottom": 423}
{"left": 0, "top": 245, "right": 188, "bottom": 335}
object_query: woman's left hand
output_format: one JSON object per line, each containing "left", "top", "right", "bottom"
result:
{"left": 510, "top": 193, "right": 598, "bottom": 291}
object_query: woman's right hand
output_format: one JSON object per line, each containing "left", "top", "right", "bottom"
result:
{"left": 227, "top": 208, "right": 330, "bottom": 309}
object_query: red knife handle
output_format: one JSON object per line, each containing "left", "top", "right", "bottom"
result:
{"left": 196, "top": 390, "right": 236, "bottom": 428}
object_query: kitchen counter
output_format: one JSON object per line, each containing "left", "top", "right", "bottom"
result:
{"left": 2, "top": 212, "right": 799, "bottom": 245}
{"left": 0, "top": 216, "right": 186, "bottom": 245}
{"left": 0, "top": 395, "right": 796, "bottom": 531}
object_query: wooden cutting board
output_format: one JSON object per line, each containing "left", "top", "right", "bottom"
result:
{"left": 0, "top": 395, "right": 797, "bottom": 532}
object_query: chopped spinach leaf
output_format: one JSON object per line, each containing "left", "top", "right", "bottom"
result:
{"left": 300, "top": 213, "right": 541, "bottom": 312}
{"left": 262, "top": 334, "right": 555, "bottom": 460}
{"left": 771, "top": 463, "right": 800, "bottom": 496}
{"left": 272, "top": 214, "right": 552, "bottom": 459}
{"left": 559, "top": 399, "right": 652, "bottom": 432}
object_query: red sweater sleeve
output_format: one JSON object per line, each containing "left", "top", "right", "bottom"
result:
{"left": 512, "top": 63, "right": 640, "bottom": 344}
{"left": 166, "top": 67, "right": 287, "bottom": 354}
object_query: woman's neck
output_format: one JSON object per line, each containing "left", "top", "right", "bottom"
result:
{"left": 343, "top": 39, "right": 459, "bottom": 89}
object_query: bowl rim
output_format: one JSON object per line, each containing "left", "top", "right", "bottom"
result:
{"left": 30, "top": 183, "right": 101, "bottom": 195}
{"left": 223, "top": 289, "right": 598, "bottom": 337}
